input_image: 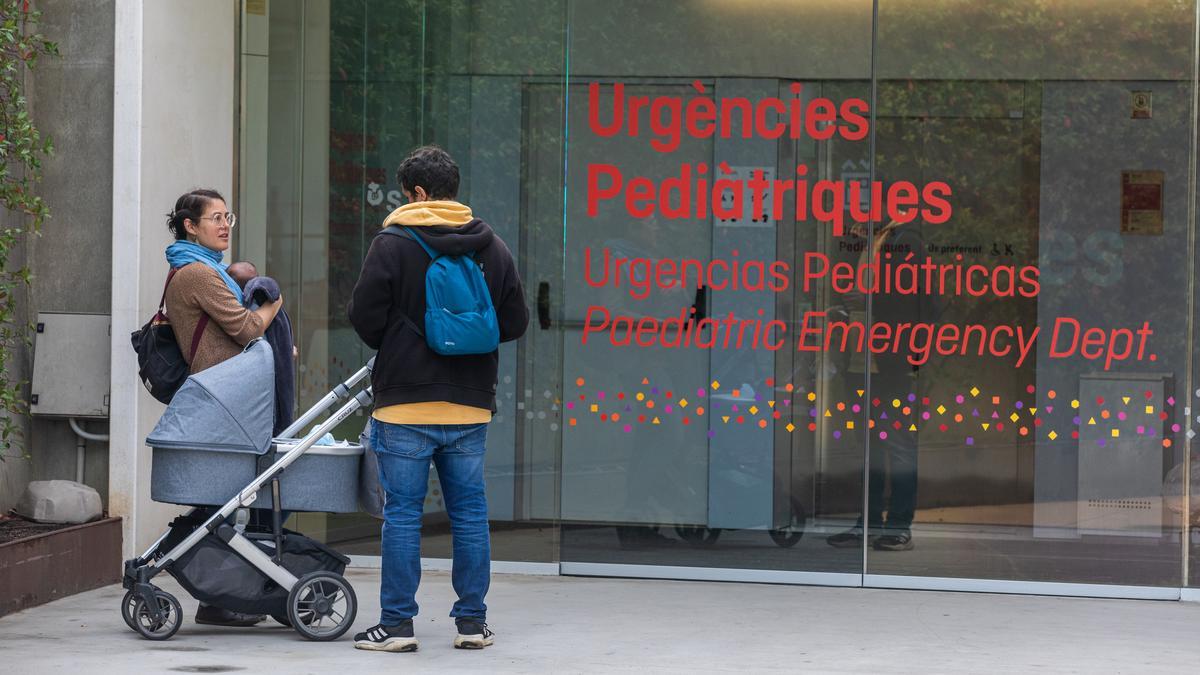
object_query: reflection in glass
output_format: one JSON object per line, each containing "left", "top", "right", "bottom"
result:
{"left": 240, "top": 0, "right": 1200, "bottom": 589}
{"left": 867, "top": 0, "right": 1196, "bottom": 585}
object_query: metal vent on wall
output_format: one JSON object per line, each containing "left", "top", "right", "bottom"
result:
{"left": 1086, "top": 499, "right": 1153, "bottom": 511}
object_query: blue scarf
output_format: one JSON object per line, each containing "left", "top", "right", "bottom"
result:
{"left": 165, "top": 241, "right": 243, "bottom": 304}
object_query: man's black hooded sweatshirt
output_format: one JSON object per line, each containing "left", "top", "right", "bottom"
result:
{"left": 348, "top": 201, "right": 528, "bottom": 418}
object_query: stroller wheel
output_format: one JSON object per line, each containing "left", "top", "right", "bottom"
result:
{"left": 120, "top": 590, "right": 139, "bottom": 632}
{"left": 132, "top": 590, "right": 183, "bottom": 641}
{"left": 675, "top": 525, "right": 722, "bottom": 547}
{"left": 768, "top": 500, "right": 808, "bottom": 549}
{"left": 287, "top": 571, "right": 357, "bottom": 641}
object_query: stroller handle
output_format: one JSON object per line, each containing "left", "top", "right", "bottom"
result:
{"left": 277, "top": 358, "right": 374, "bottom": 439}
{"left": 237, "top": 386, "right": 375, "bottom": 509}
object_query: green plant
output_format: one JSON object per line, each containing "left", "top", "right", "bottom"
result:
{"left": 0, "top": 0, "right": 57, "bottom": 458}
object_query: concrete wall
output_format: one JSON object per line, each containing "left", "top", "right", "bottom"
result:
{"left": 110, "top": 0, "right": 237, "bottom": 556}
{"left": 0, "top": 0, "right": 116, "bottom": 514}
{"left": 464, "top": 0, "right": 1193, "bottom": 81}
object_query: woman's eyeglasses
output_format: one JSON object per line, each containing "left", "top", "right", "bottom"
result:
{"left": 198, "top": 212, "right": 237, "bottom": 229}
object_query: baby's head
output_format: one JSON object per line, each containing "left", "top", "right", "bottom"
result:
{"left": 227, "top": 261, "right": 258, "bottom": 289}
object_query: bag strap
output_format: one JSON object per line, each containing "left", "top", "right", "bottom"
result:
{"left": 161, "top": 266, "right": 211, "bottom": 360}
{"left": 380, "top": 224, "right": 441, "bottom": 259}
{"left": 401, "top": 226, "right": 441, "bottom": 259}
{"left": 375, "top": 226, "right": 427, "bottom": 338}
{"left": 155, "top": 268, "right": 178, "bottom": 319}
{"left": 189, "top": 315, "right": 210, "bottom": 361}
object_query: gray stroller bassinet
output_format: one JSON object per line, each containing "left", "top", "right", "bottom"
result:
{"left": 148, "top": 339, "right": 363, "bottom": 511}
{"left": 122, "top": 340, "right": 374, "bottom": 641}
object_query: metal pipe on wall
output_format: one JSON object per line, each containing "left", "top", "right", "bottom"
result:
{"left": 69, "top": 418, "right": 109, "bottom": 484}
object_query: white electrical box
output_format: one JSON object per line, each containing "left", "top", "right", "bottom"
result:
{"left": 30, "top": 312, "right": 111, "bottom": 419}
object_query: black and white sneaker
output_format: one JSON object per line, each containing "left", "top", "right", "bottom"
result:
{"left": 874, "top": 530, "right": 915, "bottom": 551}
{"left": 354, "top": 620, "right": 419, "bottom": 652}
{"left": 454, "top": 618, "right": 494, "bottom": 649}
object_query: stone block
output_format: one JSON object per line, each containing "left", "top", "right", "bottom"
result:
{"left": 14, "top": 480, "right": 103, "bottom": 524}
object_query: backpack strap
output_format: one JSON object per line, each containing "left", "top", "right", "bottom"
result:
{"left": 159, "top": 269, "right": 177, "bottom": 310}
{"left": 401, "top": 226, "right": 439, "bottom": 259}
{"left": 375, "top": 226, "right": 428, "bottom": 338}
{"left": 189, "top": 315, "right": 210, "bottom": 361}
{"left": 154, "top": 269, "right": 177, "bottom": 321}
{"left": 161, "top": 266, "right": 212, "bottom": 361}
{"left": 380, "top": 224, "right": 478, "bottom": 257}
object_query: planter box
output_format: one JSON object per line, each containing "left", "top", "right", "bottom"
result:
{"left": 0, "top": 517, "right": 122, "bottom": 618}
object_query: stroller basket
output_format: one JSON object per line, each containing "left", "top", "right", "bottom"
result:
{"left": 159, "top": 513, "right": 348, "bottom": 617}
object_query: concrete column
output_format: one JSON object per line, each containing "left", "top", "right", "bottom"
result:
{"left": 110, "top": 0, "right": 237, "bottom": 557}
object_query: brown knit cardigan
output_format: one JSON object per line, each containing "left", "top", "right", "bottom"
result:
{"left": 163, "top": 262, "right": 266, "bottom": 373}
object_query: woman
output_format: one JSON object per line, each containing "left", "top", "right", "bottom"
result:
{"left": 162, "top": 188, "right": 282, "bottom": 627}
{"left": 163, "top": 189, "right": 280, "bottom": 374}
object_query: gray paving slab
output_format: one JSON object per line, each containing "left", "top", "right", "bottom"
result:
{"left": 2, "top": 569, "right": 1200, "bottom": 674}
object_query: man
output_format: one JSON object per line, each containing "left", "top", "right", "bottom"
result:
{"left": 348, "top": 146, "right": 528, "bottom": 652}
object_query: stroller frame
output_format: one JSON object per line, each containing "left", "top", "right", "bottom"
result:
{"left": 121, "top": 359, "right": 375, "bottom": 641}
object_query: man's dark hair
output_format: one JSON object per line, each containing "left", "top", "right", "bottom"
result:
{"left": 396, "top": 145, "right": 459, "bottom": 199}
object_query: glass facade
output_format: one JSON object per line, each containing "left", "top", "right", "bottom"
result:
{"left": 239, "top": 0, "right": 1200, "bottom": 591}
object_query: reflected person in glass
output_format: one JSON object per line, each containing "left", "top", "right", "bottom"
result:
{"left": 826, "top": 218, "right": 940, "bottom": 551}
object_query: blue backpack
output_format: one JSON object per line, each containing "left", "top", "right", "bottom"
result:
{"left": 380, "top": 225, "right": 500, "bottom": 356}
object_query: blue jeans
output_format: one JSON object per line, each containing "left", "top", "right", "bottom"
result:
{"left": 371, "top": 421, "right": 491, "bottom": 625}
{"left": 865, "top": 368, "right": 919, "bottom": 533}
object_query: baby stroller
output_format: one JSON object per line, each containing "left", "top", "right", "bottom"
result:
{"left": 121, "top": 340, "right": 374, "bottom": 641}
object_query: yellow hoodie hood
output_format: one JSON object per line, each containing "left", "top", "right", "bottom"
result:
{"left": 383, "top": 200, "right": 474, "bottom": 228}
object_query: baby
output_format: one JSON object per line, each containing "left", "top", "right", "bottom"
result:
{"left": 228, "top": 260, "right": 296, "bottom": 353}
{"left": 227, "top": 261, "right": 258, "bottom": 290}
{"left": 226, "top": 260, "right": 296, "bottom": 434}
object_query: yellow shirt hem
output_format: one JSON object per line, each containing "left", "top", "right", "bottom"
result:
{"left": 372, "top": 401, "right": 491, "bottom": 425}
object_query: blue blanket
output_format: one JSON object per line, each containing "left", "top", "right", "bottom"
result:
{"left": 243, "top": 276, "right": 295, "bottom": 436}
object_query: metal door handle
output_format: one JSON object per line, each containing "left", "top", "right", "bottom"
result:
{"left": 692, "top": 286, "right": 707, "bottom": 322}
{"left": 537, "top": 281, "right": 551, "bottom": 330}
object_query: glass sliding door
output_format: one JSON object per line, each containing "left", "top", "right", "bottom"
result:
{"left": 865, "top": 0, "right": 1197, "bottom": 588}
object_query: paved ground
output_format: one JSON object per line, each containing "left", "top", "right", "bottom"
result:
{"left": 3, "top": 569, "right": 1200, "bottom": 674}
